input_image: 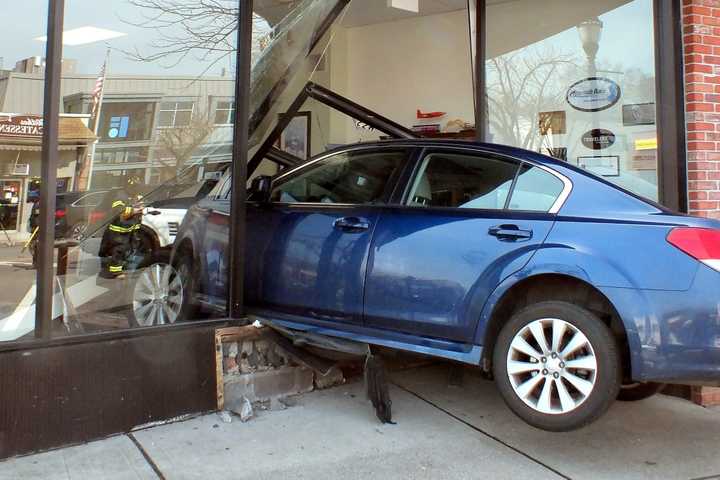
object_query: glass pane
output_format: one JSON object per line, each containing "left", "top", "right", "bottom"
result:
{"left": 509, "top": 165, "right": 564, "bottom": 212}
{"left": 409, "top": 153, "right": 518, "bottom": 209}
{"left": 296, "top": 3, "right": 475, "bottom": 158}
{"left": 272, "top": 150, "right": 407, "bottom": 204}
{"left": 0, "top": 1, "right": 47, "bottom": 343}
{"left": 48, "top": 0, "right": 263, "bottom": 337}
{"left": 485, "top": 0, "right": 658, "bottom": 200}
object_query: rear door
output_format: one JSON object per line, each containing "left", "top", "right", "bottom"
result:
{"left": 364, "top": 147, "right": 568, "bottom": 342}
{"left": 245, "top": 146, "right": 412, "bottom": 326}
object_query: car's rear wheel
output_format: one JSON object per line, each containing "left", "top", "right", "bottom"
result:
{"left": 70, "top": 222, "right": 88, "bottom": 241}
{"left": 128, "top": 263, "right": 184, "bottom": 327}
{"left": 493, "top": 301, "right": 621, "bottom": 431}
{"left": 617, "top": 382, "right": 666, "bottom": 401}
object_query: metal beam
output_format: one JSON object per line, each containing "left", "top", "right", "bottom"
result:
{"left": 36, "top": 0, "right": 65, "bottom": 339}
{"left": 305, "top": 83, "right": 418, "bottom": 139}
{"left": 266, "top": 147, "right": 304, "bottom": 169}
{"left": 228, "top": 0, "right": 253, "bottom": 318}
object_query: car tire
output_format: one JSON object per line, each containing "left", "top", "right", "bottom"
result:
{"left": 127, "top": 262, "right": 185, "bottom": 328}
{"left": 174, "top": 253, "right": 199, "bottom": 322}
{"left": 493, "top": 301, "right": 621, "bottom": 432}
{"left": 617, "top": 382, "right": 666, "bottom": 401}
{"left": 70, "top": 222, "right": 88, "bottom": 241}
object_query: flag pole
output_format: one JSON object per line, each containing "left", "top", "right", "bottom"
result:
{"left": 85, "top": 48, "right": 109, "bottom": 190}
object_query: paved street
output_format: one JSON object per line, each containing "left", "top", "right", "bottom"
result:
{"left": 2, "top": 363, "right": 719, "bottom": 480}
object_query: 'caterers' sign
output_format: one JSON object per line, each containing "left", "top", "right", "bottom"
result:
{"left": 0, "top": 115, "right": 43, "bottom": 138}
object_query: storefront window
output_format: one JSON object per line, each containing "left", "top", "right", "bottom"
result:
{"left": 297, "top": 3, "right": 476, "bottom": 158}
{"left": 485, "top": 0, "right": 659, "bottom": 200}
{"left": 0, "top": 1, "right": 48, "bottom": 342}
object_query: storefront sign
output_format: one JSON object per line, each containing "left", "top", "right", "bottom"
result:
{"left": 566, "top": 77, "right": 621, "bottom": 112}
{"left": 581, "top": 129, "right": 616, "bottom": 150}
{"left": 0, "top": 115, "right": 43, "bottom": 138}
{"left": 635, "top": 138, "right": 658, "bottom": 150}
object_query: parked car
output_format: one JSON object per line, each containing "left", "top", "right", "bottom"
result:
{"left": 132, "top": 139, "right": 720, "bottom": 431}
{"left": 55, "top": 190, "right": 108, "bottom": 240}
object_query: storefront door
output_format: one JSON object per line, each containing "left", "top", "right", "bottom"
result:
{"left": 0, "top": 179, "right": 22, "bottom": 232}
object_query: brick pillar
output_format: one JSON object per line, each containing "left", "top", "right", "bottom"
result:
{"left": 683, "top": 0, "right": 720, "bottom": 405}
{"left": 684, "top": 1, "right": 720, "bottom": 218}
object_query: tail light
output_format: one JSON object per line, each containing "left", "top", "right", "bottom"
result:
{"left": 667, "top": 227, "right": 720, "bottom": 271}
{"left": 54, "top": 209, "right": 66, "bottom": 219}
{"left": 88, "top": 210, "right": 105, "bottom": 224}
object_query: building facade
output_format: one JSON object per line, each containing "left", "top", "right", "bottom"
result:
{"left": 1, "top": 0, "right": 717, "bottom": 459}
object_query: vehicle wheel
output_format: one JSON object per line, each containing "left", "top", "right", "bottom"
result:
{"left": 493, "top": 301, "right": 621, "bottom": 432}
{"left": 128, "top": 263, "right": 184, "bottom": 327}
{"left": 70, "top": 222, "right": 88, "bottom": 241}
{"left": 617, "top": 382, "right": 666, "bottom": 401}
{"left": 174, "top": 253, "right": 199, "bottom": 322}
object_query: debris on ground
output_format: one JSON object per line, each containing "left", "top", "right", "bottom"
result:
{"left": 365, "top": 351, "right": 395, "bottom": 424}
{"left": 217, "top": 411, "right": 233, "bottom": 424}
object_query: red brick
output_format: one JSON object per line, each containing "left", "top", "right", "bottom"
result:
{"left": 687, "top": 63, "right": 714, "bottom": 73}
{"left": 709, "top": 93, "right": 720, "bottom": 103}
{"left": 690, "top": 191, "right": 709, "bottom": 200}
{"left": 707, "top": 132, "right": 720, "bottom": 140}
{"left": 686, "top": 73, "right": 706, "bottom": 83}
{"left": 688, "top": 93, "right": 705, "bottom": 103}
{"left": 689, "top": 82, "right": 715, "bottom": 92}
{"left": 689, "top": 169, "right": 708, "bottom": 179}
{"left": 684, "top": 5, "right": 713, "bottom": 15}
{"left": 707, "top": 152, "right": 720, "bottom": 160}
{"left": 708, "top": 170, "right": 720, "bottom": 179}
{"left": 703, "top": 16, "right": 720, "bottom": 27}
{"left": 690, "top": 200, "right": 719, "bottom": 209}
{"left": 688, "top": 160, "right": 717, "bottom": 170}
{"left": 687, "top": 43, "right": 715, "bottom": 54}
{"left": 703, "top": 34, "right": 720, "bottom": 45}
{"left": 685, "top": 14, "right": 703, "bottom": 25}
{"left": 688, "top": 121, "right": 716, "bottom": 131}
{"left": 689, "top": 140, "right": 717, "bottom": 149}
{"left": 709, "top": 191, "right": 720, "bottom": 199}
{"left": 689, "top": 180, "right": 719, "bottom": 190}
{"left": 704, "top": 54, "right": 720, "bottom": 63}
{"left": 687, "top": 102, "right": 715, "bottom": 112}
{"left": 686, "top": 53, "right": 705, "bottom": 63}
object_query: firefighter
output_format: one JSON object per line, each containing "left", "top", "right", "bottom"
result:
{"left": 99, "top": 176, "right": 144, "bottom": 278}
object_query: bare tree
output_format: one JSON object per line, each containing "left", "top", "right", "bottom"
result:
{"left": 153, "top": 111, "right": 216, "bottom": 175}
{"left": 486, "top": 47, "right": 579, "bottom": 152}
{"left": 123, "top": 0, "right": 273, "bottom": 74}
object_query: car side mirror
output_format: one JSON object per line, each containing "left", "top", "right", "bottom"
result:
{"left": 249, "top": 175, "right": 272, "bottom": 202}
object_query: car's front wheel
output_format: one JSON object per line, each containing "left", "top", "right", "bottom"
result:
{"left": 493, "top": 301, "right": 620, "bottom": 431}
{"left": 128, "top": 263, "right": 184, "bottom": 327}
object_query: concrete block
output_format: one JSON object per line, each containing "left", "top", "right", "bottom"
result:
{"left": 224, "top": 366, "right": 314, "bottom": 403}
{"left": 314, "top": 365, "right": 345, "bottom": 390}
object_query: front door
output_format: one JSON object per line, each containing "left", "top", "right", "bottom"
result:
{"left": 245, "top": 147, "right": 411, "bottom": 325}
{"left": 0, "top": 179, "right": 22, "bottom": 233}
{"left": 364, "top": 148, "right": 566, "bottom": 343}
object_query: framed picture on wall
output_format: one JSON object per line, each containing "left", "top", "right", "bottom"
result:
{"left": 278, "top": 111, "right": 311, "bottom": 161}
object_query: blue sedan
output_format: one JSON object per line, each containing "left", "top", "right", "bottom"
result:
{"left": 145, "top": 139, "right": 720, "bottom": 431}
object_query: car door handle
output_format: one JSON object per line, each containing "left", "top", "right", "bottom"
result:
{"left": 488, "top": 224, "right": 533, "bottom": 241}
{"left": 333, "top": 216, "right": 370, "bottom": 233}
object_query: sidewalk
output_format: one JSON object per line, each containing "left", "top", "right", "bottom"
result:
{"left": 1, "top": 364, "right": 719, "bottom": 480}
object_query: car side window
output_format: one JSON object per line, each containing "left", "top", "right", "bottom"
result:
{"left": 407, "top": 152, "right": 519, "bottom": 210}
{"left": 508, "top": 164, "right": 565, "bottom": 212}
{"left": 270, "top": 149, "right": 407, "bottom": 204}
{"left": 72, "top": 192, "right": 105, "bottom": 207}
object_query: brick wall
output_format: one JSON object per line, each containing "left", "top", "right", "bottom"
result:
{"left": 682, "top": 0, "right": 720, "bottom": 406}
{"left": 684, "top": 0, "right": 720, "bottom": 218}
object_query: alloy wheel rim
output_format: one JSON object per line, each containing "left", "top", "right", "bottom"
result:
{"left": 132, "top": 263, "right": 183, "bottom": 327}
{"left": 506, "top": 318, "right": 598, "bottom": 415}
{"left": 71, "top": 223, "right": 87, "bottom": 240}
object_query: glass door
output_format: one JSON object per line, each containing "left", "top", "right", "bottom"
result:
{"left": 0, "top": 180, "right": 22, "bottom": 232}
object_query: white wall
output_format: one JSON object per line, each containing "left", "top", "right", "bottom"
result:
{"left": 332, "top": 9, "right": 475, "bottom": 143}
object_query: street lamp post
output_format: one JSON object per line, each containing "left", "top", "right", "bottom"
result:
{"left": 578, "top": 18, "right": 603, "bottom": 77}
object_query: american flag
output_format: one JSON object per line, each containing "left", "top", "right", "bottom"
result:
{"left": 90, "top": 59, "right": 107, "bottom": 120}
